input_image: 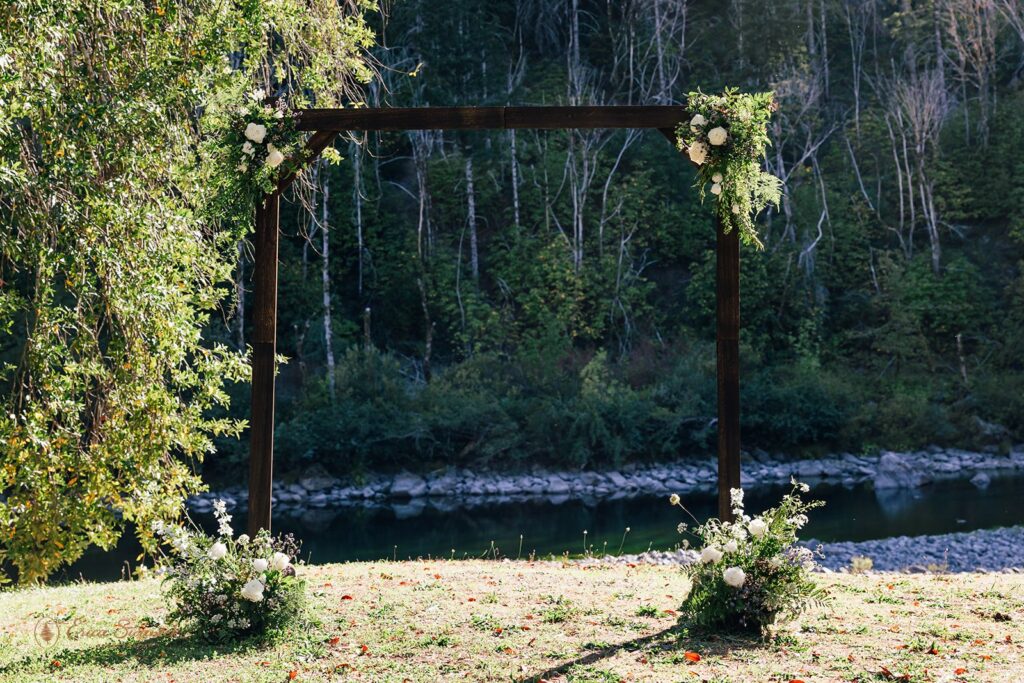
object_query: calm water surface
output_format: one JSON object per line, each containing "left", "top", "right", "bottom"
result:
{"left": 65, "top": 474, "right": 1024, "bottom": 582}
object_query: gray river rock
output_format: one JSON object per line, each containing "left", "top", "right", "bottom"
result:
{"left": 191, "top": 445, "right": 1024, "bottom": 516}
{"left": 587, "top": 526, "right": 1024, "bottom": 573}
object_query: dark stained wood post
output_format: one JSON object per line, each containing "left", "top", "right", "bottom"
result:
{"left": 248, "top": 191, "right": 280, "bottom": 535}
{"left": 716, "top": 216, "right": 742, "bottom": 522}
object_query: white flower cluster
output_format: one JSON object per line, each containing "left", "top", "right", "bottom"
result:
{"left": 213, "top": 499, "right": 233, "bottom": 538}
{"left": 674, "top": 481, "right": 817, "bottom": 593}
{"left": 685, "top": 113, "right": 729, "bottom": 166}
{"left": 238, "top": 93, "right": 288, "bottom": 174}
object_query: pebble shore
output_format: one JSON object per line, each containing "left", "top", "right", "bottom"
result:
{"left": 190, "top": 445, "right": 1024, "bottom": 516}
{"left": 587, "top": 526, "right": 1024, "bottom": 574}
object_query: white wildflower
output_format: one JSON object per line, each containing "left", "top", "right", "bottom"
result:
{"left": 244, "top": 122, "right": 267, "bottom": 144}
{"left": 722, "top": 566, "right": 746, "bottom": 588}
{"left": 687, "top": 141, "right": 708, "bottom": 165}
{"left": 748, "top": 518, "right": 768, "bottom": 538}
{"left": 724, "top": 539, "right": 739, "bottom": 553}
{"left": 669, "top": 493, "right": 681, "bottom": 506}
{"left": 265, "top": 144, "right": 285, "bottom": 169}
{"left": 269, "top": 551, "right": 291, "bottom": 571}
{"left": 712, "top": 172, "right": 723, "bottom": 183}
{"left": 708, "top": 126, "right": 728, "bottom": 146}
{"left": 700, "top": 545, "right": 723, "bottom": 563}
{"left": 240, "top": 579, "right": 264, "bottom": 602}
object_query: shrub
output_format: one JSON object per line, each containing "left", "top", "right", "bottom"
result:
{"left": 155, "top": 502, "right": 305, "bottom": 642}
{"left": 672, "top": 483, "right": 828, "bottom": 635}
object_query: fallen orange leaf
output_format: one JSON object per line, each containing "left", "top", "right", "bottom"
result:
{"left": 955, "top": 668, "right": 967, "bottom": 675}
{"left": 684, "top": 651, "right": 700, "bottom": 662}
{"left": 288, "top": 671, "right": 298, "bottom": 680}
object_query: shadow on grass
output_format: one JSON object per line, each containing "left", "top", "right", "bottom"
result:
{"left": 0, "top": 630, "right": 264, "bottom": 675}
{"left": 515, "top": 622, "right": 765, "bottom": 683}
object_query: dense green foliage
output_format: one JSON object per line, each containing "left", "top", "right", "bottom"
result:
{"left": 0, "top": 0, "right": 375, "bottom": 582}
{"left": 204, "top": 0, "right": 1024, "bottom": 483}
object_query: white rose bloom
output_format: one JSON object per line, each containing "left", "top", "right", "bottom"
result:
{"left": 252, "top": 558, "right": 269, "bottom": 572}
{"left": 240, "top": 578, "right": 265, "bottom": 602}
{"left": 265, "top": 144, "right": 285, "bottom": 169}
{"left": 731, "top": 204, "right": 741, "bottom": 214}
{"left": 724, "top": 539, "right": 739, "bottom": 553}
{"left": 708, "top": 126, "right": 728, "bottom": 146}
{"left": 269, "top": 551, "right": 291, "bottom": 571}
{"left": 689, "top": 113, "right": 707, "bottom": 132}
{"left": 710, "top": 183, "right": 722, "bottom": 196}
{"left": 748, "top": 518, "right": 768, "bottom": 538}
{"left": 699, "top": 545, "right": 723, "bottom": 563}
{"left": 242, "top": 141, "right": 255, "bottom": 156}
{"left": 244, "top": 122, "right": 267, "bottom": 144}
{"left": 722, "top": 566, "right": 746, "bottom": 588}
{"left": 687, "top": 141, "right": 708, "bottom": 165}
{"left": 207, "top": 542, "right": 228, "bottom": 560}
{"left": 237, "top": 534, "right": 250, "bottom": 544}
{"left": 712, "top": 172, "right": 723, "bottom": 183}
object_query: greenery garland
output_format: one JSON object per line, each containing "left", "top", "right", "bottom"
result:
{"left": 677, "top": 90, "right": 782, "bottom": 248}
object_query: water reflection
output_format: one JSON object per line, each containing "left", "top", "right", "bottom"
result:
{"left": 63, "top": 474, "right": 1024, "bottom": 582}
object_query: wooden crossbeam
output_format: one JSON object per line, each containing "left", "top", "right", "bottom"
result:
{"left": 294, "top": 106, "right": 690, "bottom": 132}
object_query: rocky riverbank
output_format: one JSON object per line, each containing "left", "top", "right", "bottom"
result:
{"left": 189, "top": 445, "right": 1024, "bottom": 516}
{"left": 592, "top": 526, "right": 1024, "bottom": 573}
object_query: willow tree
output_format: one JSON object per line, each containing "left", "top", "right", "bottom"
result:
{"left": 0, "top": 0, "right": 376, "bottom": 583}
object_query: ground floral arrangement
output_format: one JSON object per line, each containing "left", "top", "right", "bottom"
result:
{"left": 153, "top": 501, "right": 306, "bottom": 641}
{"left": 677, "top": 89, "right": 783, "bottom": 248}
{"left": 671, "top": 480, "right": 828, "bottom": 634}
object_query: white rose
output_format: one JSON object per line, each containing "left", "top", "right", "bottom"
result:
{"left": 710, "top": 183, "right": 722, "bottom": 196}
{"left": 207, "top": 542, "right": 227, "bottom": 560}
{"left": 712, "top": 172, "right": 723, "bottom": 183}
{"left": 748, "top": 518, "right": 768, "bottom": 538}
{"left": 269, "top": 551, "right": 291, "bottom": 571}
{"left": 265, "top": 144, "right": 285, "bottom": 169}
{"left": 240, "top": 578, "right": 264, "bottom": 602}
{"left": 689, "top": 113, "right": 707, "bottom": 132}
{"left": 687, "top": 141, "right": 708, "bottom": 165}
{"left": 731, "top": 204, "right": 741, "bottom": 214}
{"left": 722, "top": 566, "right": 746, "bottom": 588}
{"left": 237, "top": 534, "right": 250, "bottom": 544}
{"left": 242, "top": 141, "right": 255, "bottom": 156}
{"left": 708, "top": 126, "right": 728, "bottom": 146}
{"left": 699, "top": 545, "right": 723, "bottom": 563}
{"left": 724, "top": 540, "right": 738, "bottom": 553}
{"left": 244, "top": 122, "right": 267, "bottom": 144}
{"left": 252, "top": 558, "right": 269, "bottom": 572}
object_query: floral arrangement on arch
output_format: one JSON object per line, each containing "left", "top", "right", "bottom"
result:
{"left": 153, "top": 500, "right": 306, "bottom": 641}
{"left": 677, "top": 89, "right": 783, "bottom": 249}
{"left": 228, "top": 90, "right": 301, "bottom": 196}
{"left": 670, "top": 480, "right": 828, "bottom": 634}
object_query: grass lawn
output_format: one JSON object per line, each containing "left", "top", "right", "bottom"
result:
{"left": 0, "top": 561, "right": 1021, "bottom": 682}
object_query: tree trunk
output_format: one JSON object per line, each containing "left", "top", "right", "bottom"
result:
{"left": 465, "top": 156, "right": 479, "bottom": 282}
{"left": 321, "top": 163, "right": 336, "bottom": 400}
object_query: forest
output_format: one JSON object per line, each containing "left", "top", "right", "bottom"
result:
{"left": 194, "top": 0, "right": 1024, "bottom": 482}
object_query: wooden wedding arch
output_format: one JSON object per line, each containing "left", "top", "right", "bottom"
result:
{"left": 246, "top": 106, "right": 742, "bottom": 535}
